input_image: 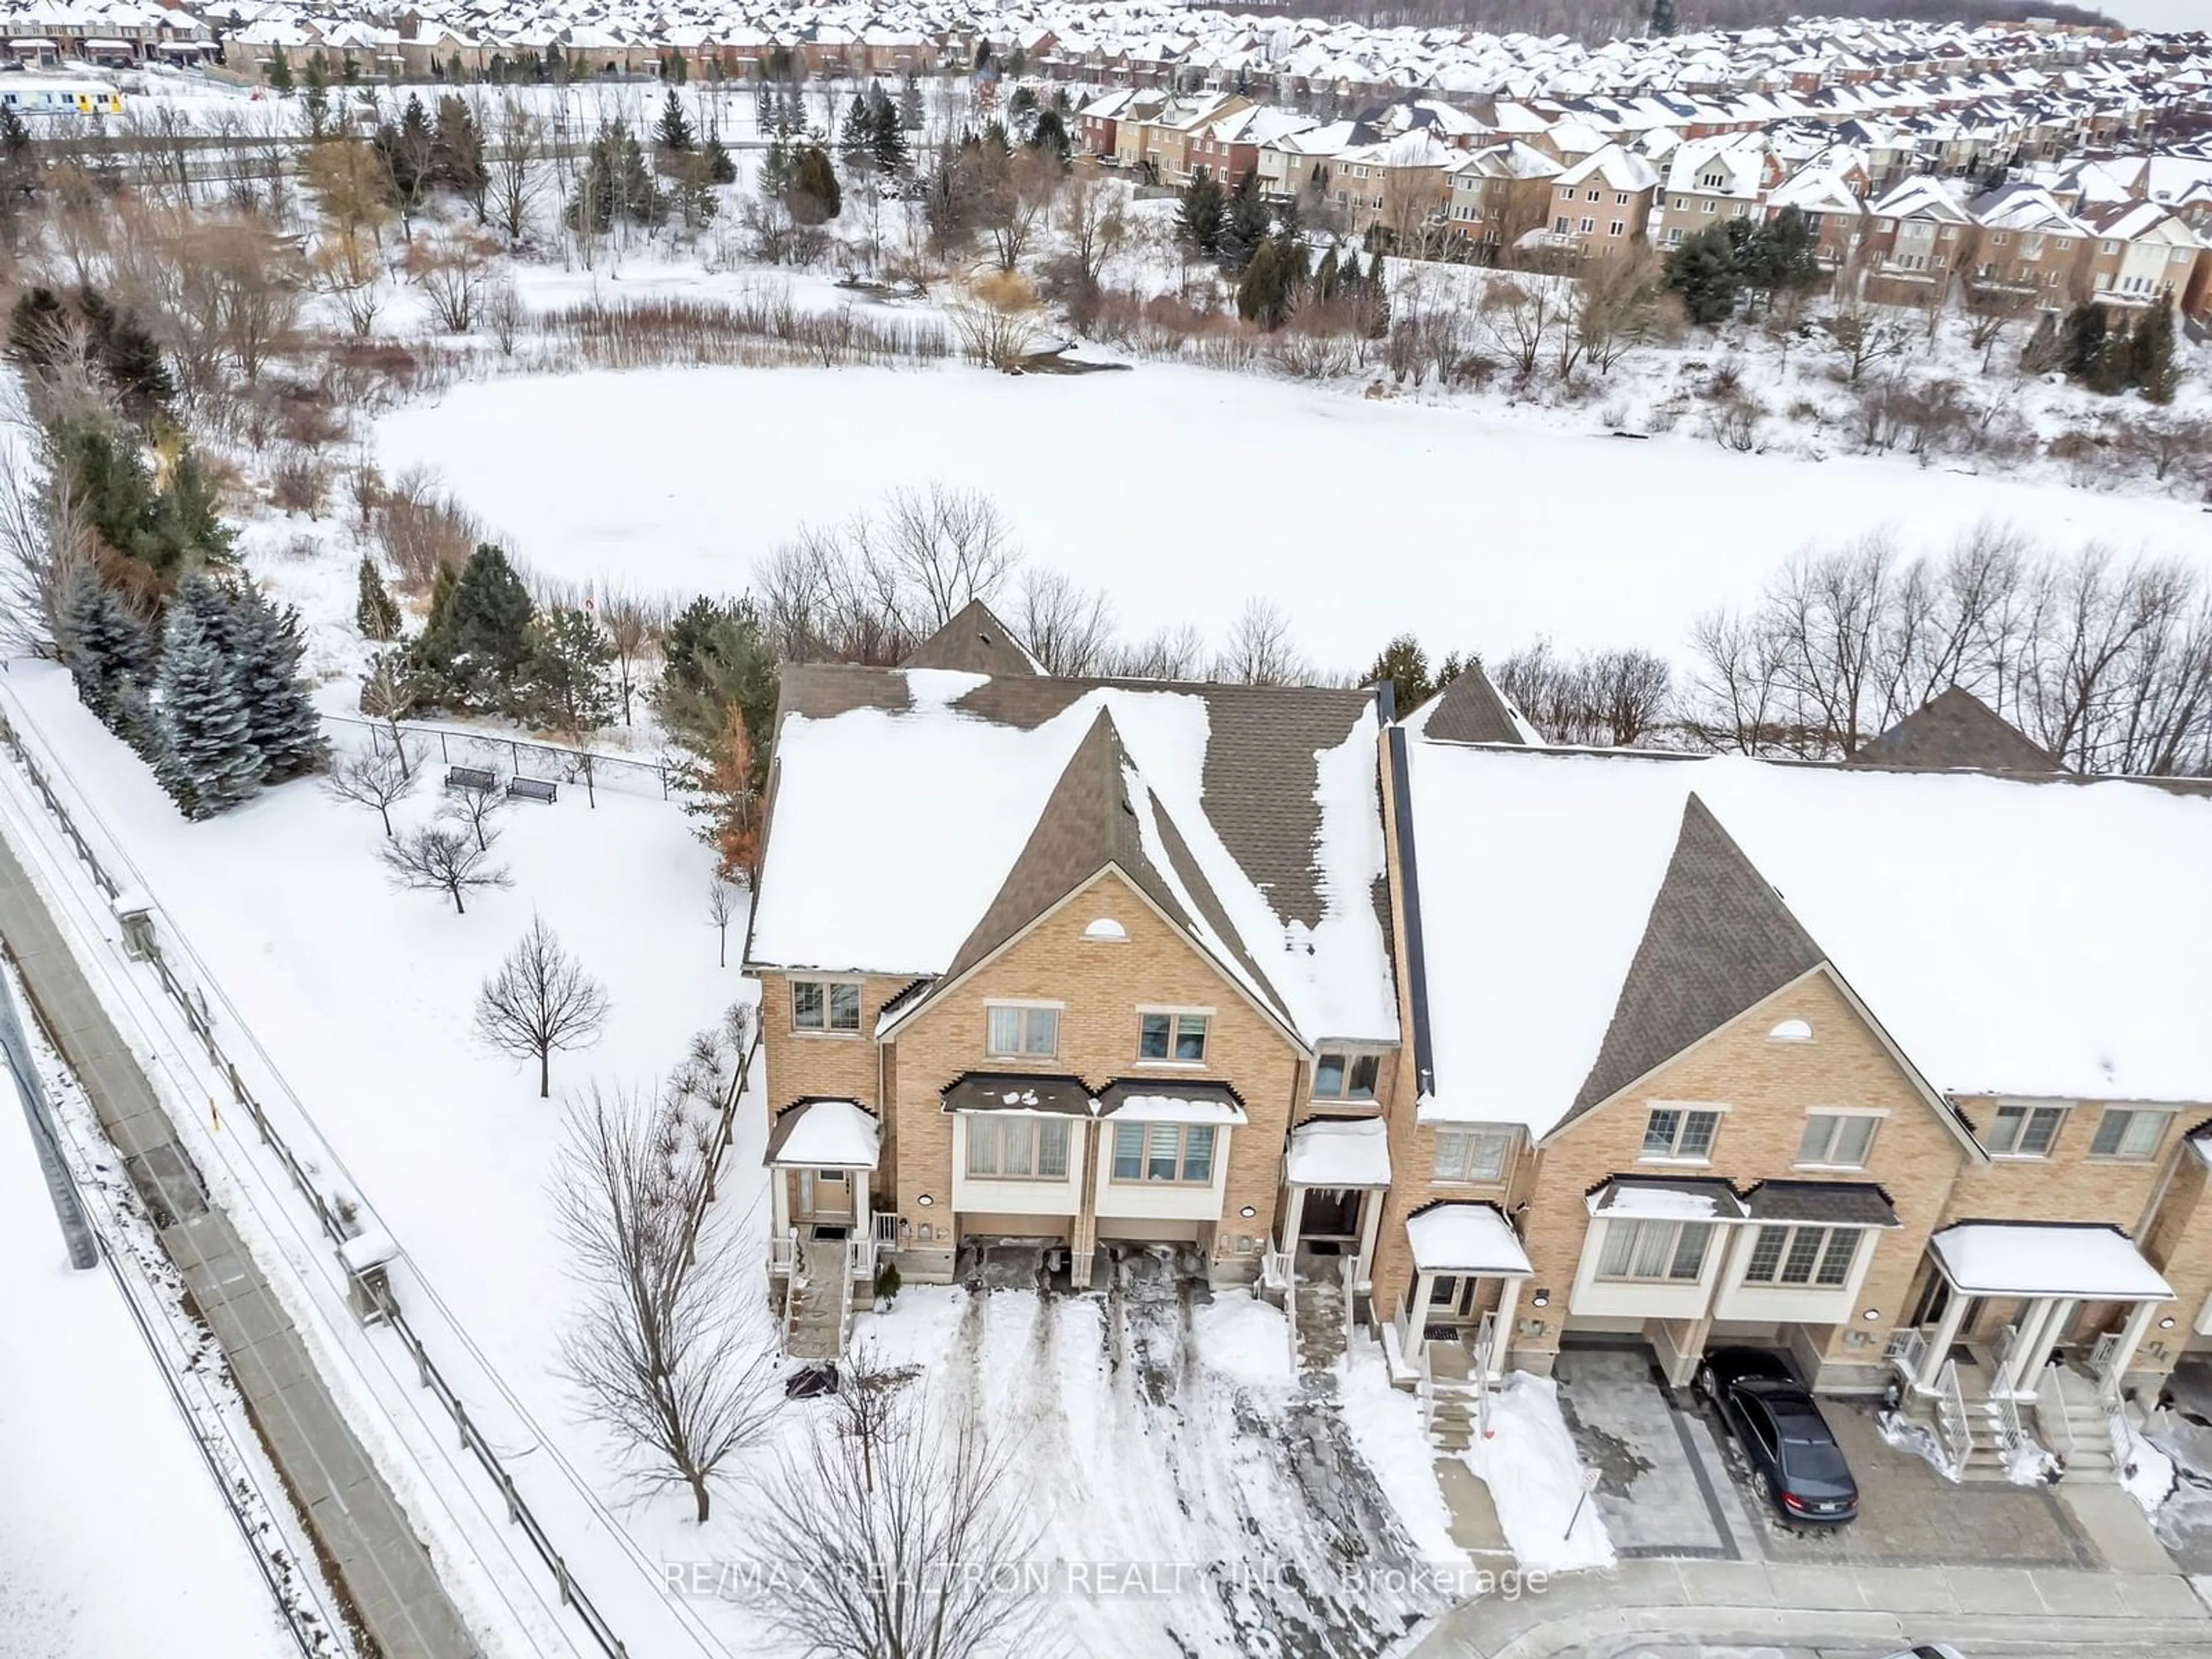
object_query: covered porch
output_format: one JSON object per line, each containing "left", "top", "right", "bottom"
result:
{"left": 1267, "top": 1114, "right": 1392, "bottom": 1301}
{"left": 1893, "top": 1221, "right": 2176, "bottom": 1404}
{"left": 1380, "top": 1200, "right": 1532, "bottom": 1385}
{"left": 763, "top": 1098, "right": 894, "bottom": 1287}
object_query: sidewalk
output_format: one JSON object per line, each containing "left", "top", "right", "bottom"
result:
{"left": 1415, "top": 1556, "right": 2212, "bottom": 1657}
{"left": 0, "top": 831, "right": 480, "bottom": 1659}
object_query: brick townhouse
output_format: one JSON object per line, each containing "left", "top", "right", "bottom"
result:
{"left": 747, "top": 612, "right": 2212, "bottom": 1484}
{"left": 745, "top": 603, "right": 1402, "bottom": 1356}
{"left": 1376, "top": 684, "right": 2212, "bottom": 1479}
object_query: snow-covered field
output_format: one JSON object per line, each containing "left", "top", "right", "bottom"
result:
{"left": 377, "top": 358, "right": 2212, "bottom": 673}
{"left": 0, "top": 1108, "right": 298, "bottom": 1658}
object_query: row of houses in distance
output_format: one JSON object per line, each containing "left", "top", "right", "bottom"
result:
{"left": 1081, "top": 84, "right": 2212, "bottom": 321}
{"left": 747, "top": 602, "right": 2212, "bottom": 1486}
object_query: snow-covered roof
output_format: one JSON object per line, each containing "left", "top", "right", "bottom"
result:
{"left": 752, "top": 666, "right": 1399, "bottom": 1048}
{"left": 1930, "top": 1222, "right": 2172, "bottom": 1300}
{"left": 1404, "top": 741, "right": 2212, "bottom": 1132}
{"left": 1406, "top": 1203, "right": 1531, "bottom": 1276}
{"left": 1283, "top": 1114, "right": 1392, "bottom": 1186}
{"left": 764, "top": 1099, "right": 881, "bottom": 1170}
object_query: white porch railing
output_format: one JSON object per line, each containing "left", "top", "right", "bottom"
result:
{"left": 2038, "top": 1366, "right": 2077, "bottom": 1467}
{"left": 1993, "top": 1320, "right": 2019, "bottom": 1389}
{"left": 1471, "top": 1310, "right": 1498, "bottom": 1439}
{"left": 1260, "top": 1245, "right": 1293, "bottom": 1293}
{"left": 1934, "top": 1358, "right": 1974, "bottom": 1474}
{"left": 1385, "top": 1286, "right": 1411, "bottom": 1362}
{"left": 1338, "top": 1257, "right": 1356, "bottom": 1366}
{"left": 2090, "top": 1330, "right": 2124, "bottom": 1399}
{"left": 769, "top": 1228, "right": 798, "bottom": 1279}
{"left": 780, "top": 1256, "right": 801, "bottom": 1353}
{"left": 838, "top": 1237, "right": 858, "bottom": 1354}
{"left": 1419, "top": 1342, "right": 1437, "bottom": 1435}
{"left": 1993, "top": 1385, "right": 2027, "bottom": 1456}
{"left": 1887, "top": 1326, "right": 1928, "bottom": 1388}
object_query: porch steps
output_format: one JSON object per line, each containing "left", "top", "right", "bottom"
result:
{"left": 1427, "top": 1389, "right": 1481, "bottom": 1453}
{"left": 1292, "top": 1257, "right": 1349, "bottom": 1374}
{"left": 784, "top": 1240, "right": 850, "bottom": 1363}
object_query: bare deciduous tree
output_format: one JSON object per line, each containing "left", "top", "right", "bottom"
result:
{"left": 381, "top": 823, "right": 512, "bottom": 915}
{"left": 1103, "top": 622, "right": 1206, "bottom": 681}
{"left": 1214, "top": 597, "right": 1306, "bottom": 687}
{"left": 706, "top": 878, "right": 741, "bottom": 967}
{"left": 740, "top": 1356, "right": 1050, "bottom": 1659}
{"left": 359, "top": 651, "right": 419, "bottom": 777}
{"left": 408, "top": 224, "right": 500, "bottom": 332}
{"left": 326, "top": 746, "right": 415, "bottom": 836}
{"left": 1479, "top": 276, "right": 1561, "bottom": 385}
{"left": 439, "top": 775, "right": 509, "bottom": 851}
{"left": 555, "top": 1086, "right": 781, "bottom": 1522}
{"left": 490, "top": 102, "right": 547, "bottom": 244}
{"left": 1014, "top": 567, "right": 1115, "bottom": 676}
{"left": 597, "top": 584, "right": 660, "bottom": 726}
{"left": 1495, "top": 639, "right": 1675, "bottom": 747}
{"left": 475, "top": 914, "right": 610, "bottom": 1096}
{"left": 1056, "top": 171, "right": 1127, "bottom": 295}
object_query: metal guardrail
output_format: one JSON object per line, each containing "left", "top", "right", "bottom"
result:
{"left": 0, "top": 705, "right": 635, "bottom": 1659}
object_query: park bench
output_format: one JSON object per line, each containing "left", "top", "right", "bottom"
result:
{"left": 507, "top": 776, "right": 558, "bottom": 805}
{"left": 444, "top": 766, "right": 497, "bottom": 794}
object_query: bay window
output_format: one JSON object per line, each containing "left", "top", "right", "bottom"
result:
{"left": 1110, "top": 1121, "right": 1215, "bottom": 1184}
{"left": 1597, "top": 1218, "right": 1713, "bottom": 1283}
{"left": 966, "top": 1116, "right": 1071, "bottom": 1180}
{"left": 1741, "top": 1224, "right": 1860, "bottom": 1287}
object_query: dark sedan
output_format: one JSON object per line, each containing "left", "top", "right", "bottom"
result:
{"left": 1695, "top": 1347, "right": 1859, "bottom": 1524}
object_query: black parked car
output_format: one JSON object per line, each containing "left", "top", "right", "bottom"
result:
{"left": 1695, "top": 1347, "right": 1859, "bottom": 1524}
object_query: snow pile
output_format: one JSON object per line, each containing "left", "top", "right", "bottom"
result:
{"left": 1284, "top": 1115, "right": 1392, "bottom": 1187}
{"left": 1456, "top": 1374, "right": 1616, "bottom": 1574}
{"left": 2120, "top": 1418, "right": 2179, "bottom": 1513}
{"left": 1338, "top": 1336, "right": 1468, "bottom": 1570}
{"left": 1188, "top": 1290, "right": 1294, "bottom": 1392}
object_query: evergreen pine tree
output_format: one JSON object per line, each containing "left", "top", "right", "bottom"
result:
{"left": 1030, "top": 107, "right": 1069, "bottom": 164}
{"left": 753, "top": 74, "right": 774, "bottom": 135}
{"left": 787, "top": 143, "right": 841, "bottom": 224}
{"left": 1217, "top": 169, "right": 1271, "bottom": 274}
{"left": 301, "top": 52, "right": 331, "bottom": 138}
{"left": 839, "top": 92, "right": 874, "bottom": 175}
{"left": 1177, "top": 166, "right": 1226, "bottom": 256}
{"left": 56, "top": 563, "right": 150, "bottom": 730}
{"left": 266, "top": 46, "right": 294, "bottom": 94}
{"left": 446, "top": 51, "right": 465, "bottom": 86}
{"left": 1663, "top": 224, "right": 1741, "bottom": 325}
{"left": 2062, "top": 301, "right": 2108, "bottom": 382}
{"left": 227, "top": 582, "right": 327, "bottom": 781}
{"left": 153, "top": 601, "right": 262, "bottom": 818}
{"left": 899, "top": 74, "right": 922, "bottom": 134}
{"left": 419, "top": 543, "right": 535, "bottom": 711}
{"left": 655, "top": 88, "right": 696, "bottom": 154}
{"left": 7, "top": 285, "right": 67, "bottom": 366}
{"left": 2131, "top": 296, "right": 2180, "bottom": 404}
{"left": 92, "top": 299, "right": 176, "bottom": 427}
{"left": 0, "top": 101, "right": 30, "bottom": 163}
{"left": 704, "top": 137, "right": 737, "bottom": 185}
{"left": 431, "top": 95, "right": 487, "bottom": 202}
{"left": 356, "top": 554, "right": 403, "bottom": 641}
{"left": 1237, "top": 239, "right": 1292, "bottom": 327}
{"left": 1649, "top": 0, "right": 1677, "bottom": 36}
{"left": 871, "top": 89, "right": 908, "bottom": 175}
{"left": 1313, "top": 245, "right": 1340, "bottom": 301}
{"left": 1363, "top": 634, "right": 1434, "bottom": 714}
{"left": 520, "top": 606, "right": 618, "bottom": 731}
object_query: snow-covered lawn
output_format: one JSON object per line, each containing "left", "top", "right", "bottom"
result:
{"left": 0, "top": 1100, "right": 298, "bottom": 1658}
{"left": 1457, "top": 1374, "right": 1616, "bottom": 1575}
{"left": 376, "top": 359, "right": 2212, "bottom": 673}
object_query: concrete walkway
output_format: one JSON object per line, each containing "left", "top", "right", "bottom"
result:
{"left": 1415, "top": 1555, "right": 2212, "bottom": 1657}
{"left": 0, "top": 833, "right": 480, "bottom": 1659}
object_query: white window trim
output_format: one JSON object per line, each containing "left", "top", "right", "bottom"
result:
{"left": 1107, "top": 1119, "right": 1219, "bottom": 1185}
{"left": 1794, "top": 1107, "right": 1888, "bottom": 1171}
{"left": 1740, "top": 1222, "right": 1864, "bottom": 1288}
{"left": 2085, "top": 1102, "right": 2181, "bottom": 1163}
{"left": 964, "top": 1114, "right": 1073, "bottom": 1181}
{"left": 790, "top": 976, "right": 865, "bottom": 1037}
{"left": 1434, "top": 1125, "right": 1513, "bottom": 1187}
{"left": 983, "top": 998, "right": 1063, "bottom": 1060}
{"left": 1596, "top": 1216, "right": 1715, "bottom": 1283}
{"left": 1135, "top": 1005, "right": 1214, "bottom": 1068}
{"left": 1638, "top": 1100, "right": 1730, "bottom": 1166}
{"left": 1312, "top": 1045, "right": 1389, "bottom": 1103}
{"left": 1985, "top": 1099, "right": 2070, "bottom": 1160}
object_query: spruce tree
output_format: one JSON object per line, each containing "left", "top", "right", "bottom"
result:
{"left": 1030, "top": 107, "right": 1069, "bottom": 164}
{"left": 301, "top": 52, "right": 331, "bottom": 138}
{"left": 1237, "top": 239, "right": 1293, "bottom": 327}
{"left": 787, "top": 143, "right": 841, "bottom": 224}
{"left": 1649, "top": 0, "right": 1677, "bottom": 36}
{"left": 154, "top": 602, "right": 262, "bottom": 818}
{"left": 266, "top": 46, "right": 294, "bottom": 94}
{"left": 2062, "top": 302, "right": 2107, "bottom": 382}
{"left": 2131, "top": 296, "right": 2180, "bottom": 404}
{"left": 1218, "top": 170, "right": 1271, "bottom": 274}
{"left": 871, "top": 89, "right": 908, "bottom": 175}
{"left": 229, "top": 584, "right": 327, "bottom": 781}
{"left": 704, "top": 137, "right": 737, "bottom": 185}
{"left": 431, "top": 95, "right": 487, "bottom": 203}
{"left": 839, "top": 93, "right": 875, "bottom": 175}
{"left": 655, "top": 88, "right": 695, "bottom": 154}
{"left": 357, "top": 555, "right": 403, "bottom": 641}
{"left": 899, "top": 74, "right": 922, "bottom": 135}
{"left": 57, "top": 563, "right": 150, "bottom": 730}
{"left": 1363, "top": 635, "right": 1434, "bottom": 714}
{"left": 1177, "top": 166, "right": 1226, "bottom": 256}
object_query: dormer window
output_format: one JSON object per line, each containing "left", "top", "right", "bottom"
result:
{"left": 1313, "top": 1051, "right": 1380, "bottom": 1100}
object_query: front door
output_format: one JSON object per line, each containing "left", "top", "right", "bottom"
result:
{"left": 1300, "top": 1187, "right": 1362, "bottom": 1242}
{"left": 798, "top": 1169, "right": 851, "bottom": 1225}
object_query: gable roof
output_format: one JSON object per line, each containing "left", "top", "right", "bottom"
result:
{"left": 750, "top": 666, "right": 1399, "bottom": 1047}
{"left": 899, "top": 599, "right": 1041, "bottom": 677}
{"left": 1408, "top": 663, "right": 1533, "bottom": 744}
{"left": 1851, "top": 687, "right": 2062, "bottom": 774}
{"left": 1559, "top": 794, "right": 1827, "bottom": 1129}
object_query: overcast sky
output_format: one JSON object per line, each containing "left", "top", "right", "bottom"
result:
{"left": 2096, "top": 0, "right": 2203, "bottom": 30}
